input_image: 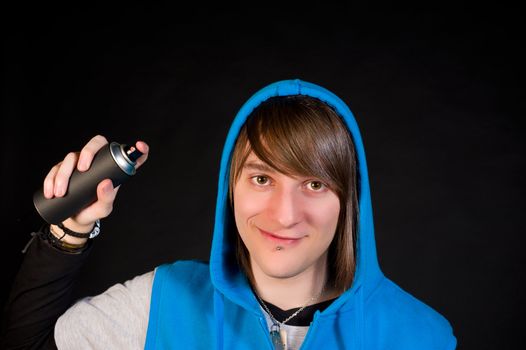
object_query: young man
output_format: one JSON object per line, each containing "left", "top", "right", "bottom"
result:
{"left": 2, "top": 79, "right": 456, "bottom": 349}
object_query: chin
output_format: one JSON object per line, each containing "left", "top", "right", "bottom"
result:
{"left": 258, "top": 258, "right": 307, "bottom": 280}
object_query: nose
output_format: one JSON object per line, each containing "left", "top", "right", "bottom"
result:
{"left": 267, "top": 187, "right": 303, "bottom": 228}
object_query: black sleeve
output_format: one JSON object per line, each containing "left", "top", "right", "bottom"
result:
{"left": 0, "top": 226, "right": 93, "bottom": 350}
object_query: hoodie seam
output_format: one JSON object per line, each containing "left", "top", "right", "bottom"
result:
{"left": 359, "top": 274, "right": 386, "bottom": 307}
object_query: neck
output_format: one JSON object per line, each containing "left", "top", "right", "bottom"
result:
{"left": 251, "top": 252, "right": 332, "bottom": 310}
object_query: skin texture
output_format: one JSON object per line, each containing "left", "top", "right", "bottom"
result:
{"left": 233, "top": 153, "right": 340, "bottom": 309}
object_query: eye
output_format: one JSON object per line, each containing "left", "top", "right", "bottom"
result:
{"left": 306, "top": 180, "right": 326, "bottom": 192}
{"left": 251, "top": 175, "right": 270, "bottom": 186}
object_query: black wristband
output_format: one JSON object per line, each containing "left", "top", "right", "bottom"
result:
{"left": 22, "top": 225, "right": 92, "bottom": 254}
{"left": 57, "top": 219, "right": 101, "bottom": 239}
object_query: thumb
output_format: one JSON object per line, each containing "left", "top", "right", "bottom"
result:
{"left": 97, "top": 179, "right": 119, "bottom": 204}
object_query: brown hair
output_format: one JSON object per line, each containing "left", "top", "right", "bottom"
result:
{"left": 229, "top": 95, "right": 359, "bottom": 292}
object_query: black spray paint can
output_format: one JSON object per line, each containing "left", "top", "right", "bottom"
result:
{"left": 33, "top": 141, "right": 142, "bottom": 224}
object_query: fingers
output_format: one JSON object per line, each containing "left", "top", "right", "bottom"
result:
{"left": 77, "top": 135, "right": 108, "bottom": 171}
{"left": 134, "top": 140, "right": 149, "bottom": 169}
{"left": 43, "top": 152, "right": 79, "bottom": 199}
{"left": 42, "top": 135, "right": 143, "bottom": 207}
{"left": 43, "top": 135, "right": 109, "bottom": 199}
{"left": 43, "top": 164, "right": 59, "bottom": 199}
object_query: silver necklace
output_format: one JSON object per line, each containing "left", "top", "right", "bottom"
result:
{"left": 255, "top": 287, "right": 325, "bottom": 350}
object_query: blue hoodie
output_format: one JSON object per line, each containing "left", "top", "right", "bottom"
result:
{"left": 144, "top": 79, "right": 457, "bottom": 349}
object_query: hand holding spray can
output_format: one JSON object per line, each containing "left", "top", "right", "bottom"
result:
{"left": 33, "top": 141, "right": 143, "bottom": 224}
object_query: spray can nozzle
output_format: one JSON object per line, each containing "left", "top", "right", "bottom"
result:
{"left": 124, "top": 145, "right": 143, "bottom": 162}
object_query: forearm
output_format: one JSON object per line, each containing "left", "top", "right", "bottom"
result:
{"left": 0, "top": 225, "right": 93, "bottom": 349}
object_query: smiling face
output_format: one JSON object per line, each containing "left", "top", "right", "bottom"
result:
{"left": 233, "top": 153, "right": 340, "bottom": 281}
{"left": 229, "top": 95, "right": 359, "bottom": 292}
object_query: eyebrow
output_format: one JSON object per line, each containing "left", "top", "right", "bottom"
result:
{"left": 243, "top": 161, "right": 276, "bottom": 173}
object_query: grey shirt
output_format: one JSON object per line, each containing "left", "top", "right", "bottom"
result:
{"left": 55, "top": 270, "right": 154, "bottom": 349}
{"left": 260, "top": 307, "right": 310, "bottom": 350}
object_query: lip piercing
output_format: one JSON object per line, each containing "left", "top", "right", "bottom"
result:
{"left": 276, "top": 246, "right": 283, "bottom": 251}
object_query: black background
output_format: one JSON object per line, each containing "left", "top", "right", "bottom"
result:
{"left": 2, "top": 5, "right": 524, "bottom": 349}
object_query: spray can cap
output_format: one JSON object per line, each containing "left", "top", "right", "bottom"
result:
{"left": 110, "top": 142, "right": 142, "bottom": 175}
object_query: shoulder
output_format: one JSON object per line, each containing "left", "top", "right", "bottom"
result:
{"left": 151, "top": 260, "right": 213, "bottom": 299}
{"left": 148, "top": 260, "right": 215, "bottom": 328}
{"left": 366, "top": 278, "right": 456, "bottom": 349}
{"left": 154, "top": 259, "right": 210, "bottom": 285}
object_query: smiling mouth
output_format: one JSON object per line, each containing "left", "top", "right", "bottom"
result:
{"left": 258, "top": 228, "right": 303, "bottom": 245}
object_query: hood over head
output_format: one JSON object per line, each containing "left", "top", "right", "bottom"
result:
{"left": 210, "top": 79, "right": 383, "bottom": 315}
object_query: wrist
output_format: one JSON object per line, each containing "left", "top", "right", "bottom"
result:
{"left": 63, "top": 218, "right": 95, "bottom": 234}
